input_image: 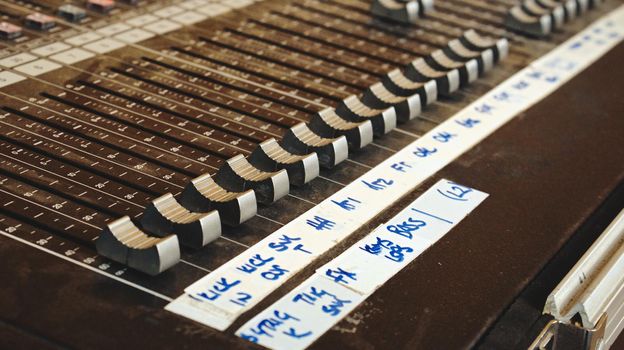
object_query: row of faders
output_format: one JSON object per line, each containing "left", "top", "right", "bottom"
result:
{"left": 370, "top": 0, "right": 435, "bottom": 24}
{"left": 97, "top": 30, "right": 509, "bottom": 275}
{"left": 0, "top": 0, "right": 509, "bottom": 276}
{"left": 0, "top": 12, "right": 57, "bottom": 39}
{"left": 505, "top": 0, "right": 603, "bottom": 37}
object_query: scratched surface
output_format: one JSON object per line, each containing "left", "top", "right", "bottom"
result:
{"left": 0, "top": 0, "right": 622, "bottom": 348}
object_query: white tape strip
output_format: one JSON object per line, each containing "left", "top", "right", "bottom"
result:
{"left": 236, "top": 274, "right": 366, "bottom": 350}
{"left": 235, "top": 179, "right": 488, "bottom": 349}
{"left": 166, "top": 5, "right": 624, "bottom": 331}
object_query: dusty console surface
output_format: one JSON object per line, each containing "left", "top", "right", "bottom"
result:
{"left": 0, "top": 0, "right": 623, "bottom": 349}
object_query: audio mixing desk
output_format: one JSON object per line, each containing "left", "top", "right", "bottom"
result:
{"left": 0, "top": 0, "right": 623, "bottom": 349}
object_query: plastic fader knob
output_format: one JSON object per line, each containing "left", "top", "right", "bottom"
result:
{"left": 575, "top": 0, "right": 590, "bottom": 15}
{"left": 371, "top": 0, "right": 434, "bottom": 24}
{"left": 57, "top": 5, "right": 87, "bottom": 22}
{"left": 521, "top": 0, "right": 564, "bottom": 30}
{"left": 414, "top": 0, "right": 435, "bottom": 15}
{"left": 96, "top": 216, "right": 180, "bottom": 275}
{"left": 404, "top": 58, "right": 461, "bottom": 97}
{"left": 587, "top": 0, "right": 602, "bottom": 9}
{"left": 248, "top": 138, "right": 319, "bottom": 186}
{"left": 141, "top": 193, "right": 221, "bottom": 249}
{"left": 505, "top": 6, "right": 553, "bottom": 37}
{"left": 380, "top": 69, "right": 438, "bottom": 106}
{"left": 308, "top": 108, "right": 373, "bottom": 150}
{"left": 459, "top": 30, "right": 509, "bottom": 63}
{"left": 551, "top": 0, "right": 579, "bottom": 21}
{"left": 371, "top": 0, "right": 421, "bottom": 23}
{"left": 335, "top": 96, "right": 397, "bottom": 136}
{"left": 24, "top": 13, "right": 56, "bottom": 31}
{"left": 359, "top": 82, "right": 422, "bottom": 123}
{"left": 87, "top": 0, "right": 116, "bottom": 13}
{"left": 0, "top": 22, "right": 22, "bottom": 40}
{"left": 443, "top": 38, "right": 495, "bottom": 75}
{"left": 179, "top": 173, "right": 256, "bottom": 226}
{"left": 425, "top": 50, "right": 479, "bottom": 87}
{"left": 527, "top": 0, "right": 566, "bottom": 27}
{"left": 281, "top": 123, "right": 348, "bottom": 169}
{"left": 214, "top": 154, "right": 289, "bottom": 204}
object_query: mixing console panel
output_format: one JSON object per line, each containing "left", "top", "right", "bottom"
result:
{"left": 0, "top": 0, "right": 622, "bottom": 349}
